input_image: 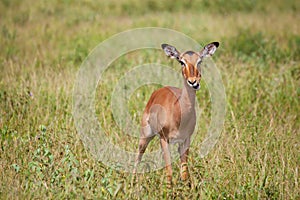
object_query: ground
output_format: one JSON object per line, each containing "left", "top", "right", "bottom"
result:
{"left": 0, "top": 0, "right": 299, "bottom": 199}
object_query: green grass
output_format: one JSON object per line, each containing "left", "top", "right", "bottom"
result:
{"left": 1, "top": 0, "right": 299, "bottom": 199}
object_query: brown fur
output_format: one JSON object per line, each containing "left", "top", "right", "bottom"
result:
{"left": 133, "top": 42, "right": 219, "bottom": 186}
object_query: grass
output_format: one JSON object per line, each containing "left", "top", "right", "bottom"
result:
{"left": 0, "top": 0, "right": 299, "bottom": 199}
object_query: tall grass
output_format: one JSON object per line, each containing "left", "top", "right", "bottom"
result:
{"left": 0, "top": 0, "right": 299, "bottom": 199}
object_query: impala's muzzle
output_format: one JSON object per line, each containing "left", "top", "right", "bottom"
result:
{"left": 187, "top": 79, "right": 200, "bottom": 90}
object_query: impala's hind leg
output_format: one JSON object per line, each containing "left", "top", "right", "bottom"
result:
{"left": 133, "top": 124, "right": 155, "bottom": 174}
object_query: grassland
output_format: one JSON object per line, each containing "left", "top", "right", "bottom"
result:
{"left": 0, "top": 0, "right": 299, "bottom": 199}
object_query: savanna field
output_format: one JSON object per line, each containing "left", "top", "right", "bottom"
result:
{"left": 0, "top": 0, "right": 299, "bottom": 199}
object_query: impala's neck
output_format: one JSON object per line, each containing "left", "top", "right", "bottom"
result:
{"left": 180, "top": 79, "right": 196, "bottom": 110}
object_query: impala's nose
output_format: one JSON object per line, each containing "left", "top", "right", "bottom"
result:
{"left": 187, "top": 79, "right": 200, "bottom": 90}
{"left": 188, "top": 80, "right": 196, "bottom": 85}
{"left": 192, "top": 83, "right": 200, "bottom": 90}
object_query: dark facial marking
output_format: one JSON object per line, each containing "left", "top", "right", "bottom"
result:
{"left": 183, "top": 51, "right": 195, "bottom": 56}
{"left": 189, "top": 64, "right": 194, "bottom": 75}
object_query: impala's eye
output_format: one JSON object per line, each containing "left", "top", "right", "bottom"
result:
{"left": 197, "top": 61, "right": 201, "bottom": 67}
{"left": 179, "top": 60, "right": 185, "bottom": 66}
{"left": 196, "top": 59, "right": 202, "bottom": 68}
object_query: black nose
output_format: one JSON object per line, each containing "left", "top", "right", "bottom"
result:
{"left": 188, "top": 80, "right": 196, "bottom": 85}
{"left": 193, "top": 84, "right": 200, "bottom": 89}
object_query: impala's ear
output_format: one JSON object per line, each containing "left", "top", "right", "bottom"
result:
{"left": 161, "top": 44, "right": 180, "bottom": 60}
{"left": 199, "top": 42, "right": 219, "bottom": 58}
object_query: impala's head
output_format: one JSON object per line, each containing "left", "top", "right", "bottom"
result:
{"left": 161, "top": 42, "right": 219, "bottom": 90}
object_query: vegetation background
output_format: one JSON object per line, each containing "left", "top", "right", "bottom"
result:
{"left": 0, "top": 0, "right": 299, "bottom": 199}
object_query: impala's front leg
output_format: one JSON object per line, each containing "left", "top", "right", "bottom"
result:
{"left": 160, "top": 137, "right": 172, "bottom": 187}
{"left": 178, "top": 137, "right": 191, "bottom": 181}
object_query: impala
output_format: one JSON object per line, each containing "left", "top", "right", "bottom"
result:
{"left": 133, "top": 42, "right": 219, "bottom": 186}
